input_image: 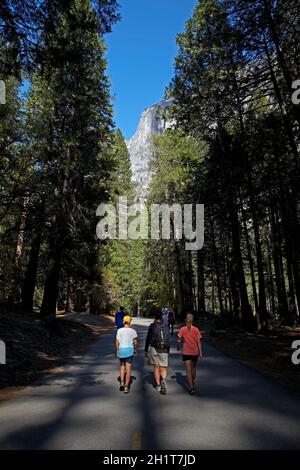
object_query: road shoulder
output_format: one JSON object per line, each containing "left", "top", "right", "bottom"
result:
{"left": 0, "top": 309, "right": 114, "bottom": 403}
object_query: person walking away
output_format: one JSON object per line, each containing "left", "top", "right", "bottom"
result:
{"left": 145, "top": 311, "right": 170, "bottom": 394}
{"left": 115, "top": 306, "right": 126, "bottom": 329}
{"left": 168, "top": 308, "right": 175, "bottom": 335}
{"left": 116, "top": 315, "right": 138, "bottom": 394}
{"left": 161, "top": 308, "right": 169, "bottom": 328}
{"left": 177, "top": 313, "right": 203, "bottom": 395}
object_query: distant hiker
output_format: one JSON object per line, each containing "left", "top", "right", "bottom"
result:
{"left": 168, "top": 308, "right": 175, "bottom": 335}
{"left": 161, "top": 307, "right": 169, "bottom": 327}
{"left": 145, "top": 310, "right": 170, "bottom": 394}
{"left": 115, "top": 306, "right": 126, "bottom": 329}
{"left": 116, "top": 315, "right": 138, "bottom": 394}
{"left": 177, "top": 313, "right": 203, "bottom": 395}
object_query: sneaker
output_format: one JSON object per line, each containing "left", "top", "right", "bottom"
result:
{"left": 119, "top": 382, "right": 124, "bottom": 392}
{"left": 189, "top": 388, "right": 196, "bottom": 395}
{"left": 161, "top": 379, "right": 167, "bottom": 395}
{"left": 124, "top": 385, "right": 129, "bottom": 394}
{"left": 155, "top": 385, "right": 161, "bottom": 393}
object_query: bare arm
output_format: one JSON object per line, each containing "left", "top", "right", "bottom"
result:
{"left": 134, "top": 337, "right": 138, "bottom": 354}
{"left": 115, "top": 339, "right": 119, "bottom": 355}
{"left": 177, "top": 334, "right": 182, "bottom": 351}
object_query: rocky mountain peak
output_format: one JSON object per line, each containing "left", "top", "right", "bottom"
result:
{"left": 126, "top": 98, "right": 173, "bottom": 194}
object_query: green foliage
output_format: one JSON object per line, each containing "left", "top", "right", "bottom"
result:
{"left": 99, "top": 129, "right": 145, "bottom": 314}
{"left": 0, "top": 0, "right": 120, "bottom": 314}
{"left": 0, "top": 0, "right": 299, "bottom": 329}
{"left": 159, "top": 0, "right": 300, "bottom": 328}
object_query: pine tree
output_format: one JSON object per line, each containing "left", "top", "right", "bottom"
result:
{"left": 22, "top": 0, "right": 115, "bottom": 317}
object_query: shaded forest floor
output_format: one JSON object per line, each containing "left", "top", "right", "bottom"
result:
{"left": 0, "top": 308, "right": 114, "bottom": 400}
{"left": 203, "top": 321, "right": 300, "bottom": 395}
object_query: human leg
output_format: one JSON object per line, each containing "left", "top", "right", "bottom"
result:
{"left": 120, "top": 362, "right": 125, "bottom": 383}
{"left": 154, "top": 365, "right": 161, "bottom": 386}
{"left": 184, "top": 360, "right": 193, "bottom": 391}
{"left": 160, "top": 366, "right": 167, "bottom": 394}
{"left": 160, "top": 366, "right": 167, "bottom": 381}
{"left": 123, "top": 360, "right": 132, "bottom": 394}
{"left": 125, "top": 362, "right": 132, "bottom": 386}
{"left": 191, "top": 360, "right": 197, "bottom": 384}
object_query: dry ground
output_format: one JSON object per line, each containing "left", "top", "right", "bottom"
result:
{"left": 0, "top": 308, "right": 114, "bottom": 400}
{"left": 204, "top": 323, "right": 300, "bottom": 394}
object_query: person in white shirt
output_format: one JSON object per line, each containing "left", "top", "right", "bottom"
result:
{"left": 116, "top": 315, "right": 138, "bottom": 394}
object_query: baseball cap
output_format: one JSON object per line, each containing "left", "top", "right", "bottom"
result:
{"left": 123, "top": 315, "right": 132, "bottom": 324}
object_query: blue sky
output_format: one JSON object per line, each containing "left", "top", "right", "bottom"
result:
{"left": 106, "top": 0, "right": 196, "bottom": 140}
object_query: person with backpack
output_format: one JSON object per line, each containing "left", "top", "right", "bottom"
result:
{"left": 115, "top": 306, "right": 126, "bottom": 329}
{"left": 145, "top": 310, "right": 170, "bottom": 394}
{"left": 116, "top": 315, "right": 138, "bottom": 394}
{"left": 168, "top": 308, "right": 175, "bottom": 335}
{"left": 177, "top": 313, "right": 203, "bottom": 395}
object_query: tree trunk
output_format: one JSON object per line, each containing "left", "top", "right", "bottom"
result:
{"left": 279, "top": 192, "right": 300, "bottom": 322}
{"left": 230, "top": 61, "right": 268, "bottom": 330}
{"left": 187, "top": 251, "right": 196, "bottom": 312}
{"left": 40, "top": 236, "right": 63, "bottom": 317}
{"left": 40, "top": 148, "right": 70, "bottom": 318}
{"left": 22, "top": 199, "right": 45, "bottom": 312}
{"left": 8, "top": 196, "right": 29, "bottom": 304}
{"left": 65, "top": 275, "right": 72, "bottom": 313}
{"left": 229, "top": 192, "right": 255, "bottom": 331}
{"left": 219, "top": 130, "right": 256, "bottom": 331}
{"left": 239, "top": 190, "right": 259, "bottom": 317}
{"left": 174, "top": 241, "right": 184, "bottom": 318}
{"left": 269, "top": 204, "right": 289, "bottom": 319}
{"left": 208, "top": 205, "right": 224, "bottom": 317}
{"left": 197, "top": 249, "right": 206, "bottom": 315}
{"left": 266, "top": 235, "right": 276, "bottom": 317}
{"left": 22, "top": 229, "right": 42, "bottom": 312}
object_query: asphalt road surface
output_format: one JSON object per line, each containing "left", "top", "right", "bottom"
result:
{"left": 0, "top": 318, "right": 300, "bottom": 450}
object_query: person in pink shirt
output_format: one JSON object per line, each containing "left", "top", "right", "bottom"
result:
{"left": 177, "top": 313, "right": 203, "bottom": 395}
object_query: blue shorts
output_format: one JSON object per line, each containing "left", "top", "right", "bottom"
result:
{"left": 119, "top": 356, "right": 133, "bottom": 365}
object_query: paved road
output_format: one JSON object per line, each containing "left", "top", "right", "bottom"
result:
{"left": 0, "top": 318, "right": 300, "bottom": 450}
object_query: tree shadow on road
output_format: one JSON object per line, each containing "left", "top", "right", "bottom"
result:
{"left": 2, "top": 326, "right": 300, "bottom": 450}
{"left": 142, "top": 372, "right": 157, "bottom": 390}
{"left": 0, "top": 323, "right": 159, "bottom": 450}
{"left": 170, "top": 372, "right": 187, "bottom": 392}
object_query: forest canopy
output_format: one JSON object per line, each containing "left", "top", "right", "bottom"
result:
{"left": 0, "top": 0, "right": 299, "bottom": 334}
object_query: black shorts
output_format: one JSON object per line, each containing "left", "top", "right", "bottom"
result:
{"left": 183, "top": 355, "right": 199, "bottom": 364}
{"left": 119, "top": 356, "right": 133, "bottom": 365}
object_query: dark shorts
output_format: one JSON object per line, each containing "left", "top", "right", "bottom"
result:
{"left": 119, "top": 356, "right": 133, "bottom": 365}
{"left": 183, "top": 355, "right": 199, "bottom": 364}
